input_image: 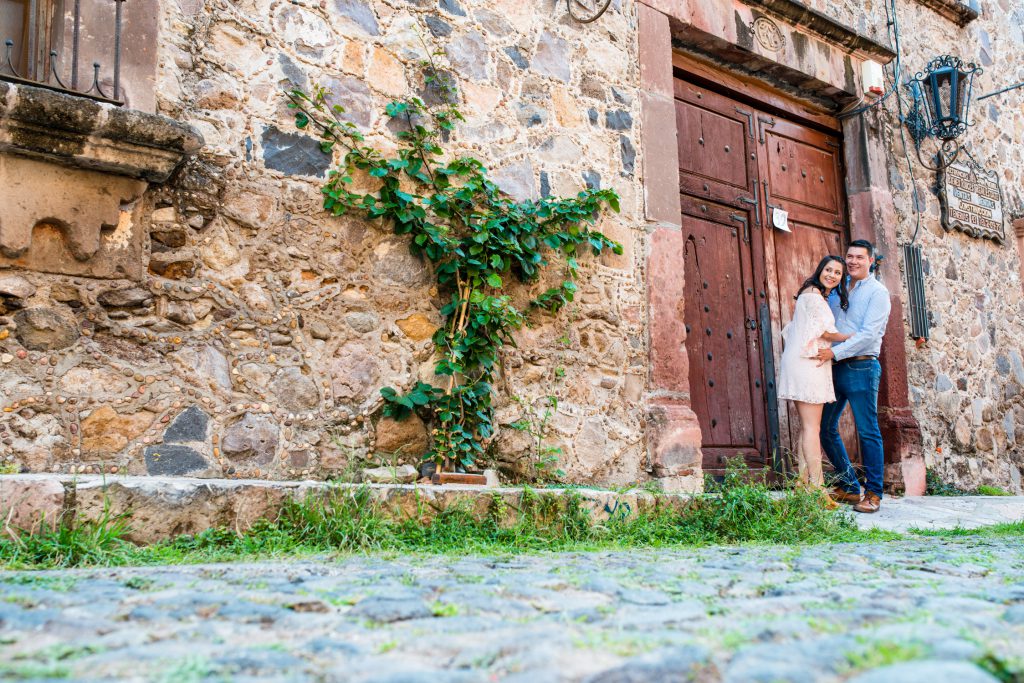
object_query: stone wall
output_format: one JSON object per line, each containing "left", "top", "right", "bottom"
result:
{"left": 1, "top": 0, "right": 653, "bottom": 485}
{"left": 876, "top": 1, "right": 1024, "bottom": 491}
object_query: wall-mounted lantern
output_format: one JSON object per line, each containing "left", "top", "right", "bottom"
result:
{"left": 903, "top": 55, "right": 982, "bottom": 170}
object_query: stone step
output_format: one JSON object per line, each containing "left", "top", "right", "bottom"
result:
{"left": 0, "top": 474, "right": 673, "bottom": 543}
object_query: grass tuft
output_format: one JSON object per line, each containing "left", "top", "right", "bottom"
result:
{"left": 0, "top": 498, "right": 132, "bottom": 569}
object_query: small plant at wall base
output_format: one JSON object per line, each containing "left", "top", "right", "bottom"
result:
{"left": 286, "top": 59, "right": 621, "bottom": 476}
{"left": 508, "top": 394, "right": 566, "bottom": 481}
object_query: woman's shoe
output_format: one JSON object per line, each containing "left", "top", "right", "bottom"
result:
{"left": 818, "top": 489, "right": 839, "bottom": 510}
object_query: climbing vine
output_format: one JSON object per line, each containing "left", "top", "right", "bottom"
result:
{"left": 287, "top": 56, "right": 621, "bottom": 473}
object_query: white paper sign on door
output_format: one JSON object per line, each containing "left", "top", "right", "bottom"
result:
{"left": 772, "top": 207, "right": 790, "bottom": 232}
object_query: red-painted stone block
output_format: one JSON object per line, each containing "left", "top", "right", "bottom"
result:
{"left": 640, "top": 92, "right": 682, "bottom": 226}
{"left": 647, "top": 400, "right": 703, "bottom": 477}
{"left": 648, "top": 227, "right": 689, "bottom": 393}
{"left": 638, "top": 3, "right": 673, "bottom": 96}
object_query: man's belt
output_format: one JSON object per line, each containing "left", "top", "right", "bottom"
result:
{"left": 836, "top": 355, "right": 877, "bottom": 364}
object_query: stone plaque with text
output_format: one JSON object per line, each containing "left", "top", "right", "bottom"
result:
{"left": 940, "top": 159, "right": 1005, "bottom": 243}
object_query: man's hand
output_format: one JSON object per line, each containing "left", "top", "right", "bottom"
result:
{"left": 815, "top": 347, "right": 835, "bottom": 366}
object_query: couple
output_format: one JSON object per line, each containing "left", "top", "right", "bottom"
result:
{"left": 778, "top": 240, "right": 890, "bottom": 513}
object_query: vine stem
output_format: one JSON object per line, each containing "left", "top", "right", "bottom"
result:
{"left": 286, "top": 94, "right": 358, "bottom": 155}
{"left": 439, "top": 272, "right": 472, "bottom": 473}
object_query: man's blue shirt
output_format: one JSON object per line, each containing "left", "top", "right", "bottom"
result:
{"left": 828, "top": 274, "right": 891, "bottom": 361}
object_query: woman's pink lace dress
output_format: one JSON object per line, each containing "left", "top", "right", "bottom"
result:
{"left": 778, "top": 291, "right": 838, "bottom": 404}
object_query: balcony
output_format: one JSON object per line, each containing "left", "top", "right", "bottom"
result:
{"left": 1, "top": 0, "right": 130, "bottom": 104}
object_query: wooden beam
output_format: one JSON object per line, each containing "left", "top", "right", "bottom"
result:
{"left": 672, "top": 51, "right": 841, "bottom": 132}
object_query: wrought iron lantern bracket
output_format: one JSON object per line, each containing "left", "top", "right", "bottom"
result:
{"left": 902, "top": 55, "right": 982, "bottom": 171}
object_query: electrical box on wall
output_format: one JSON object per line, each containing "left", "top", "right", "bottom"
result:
{"left": 862, "top": 60, "right": 885, "bottom": 97}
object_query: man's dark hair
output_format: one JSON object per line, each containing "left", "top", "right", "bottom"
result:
{"left": 847, "top": 239, "right": 874, "bottom": 257}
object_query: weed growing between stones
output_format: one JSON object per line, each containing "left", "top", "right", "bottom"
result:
{"left": 976, "top": 652, "right": 1024, "bottom": 683}
{"left": 926, "top": 469, "right": 1014, "bottom": 497}
{"left": 842, "top": 639, "right": 928, "bottom": 672}
{"left": 506, "top": 394, "right": 566, "bottom": 482}
{"left": 0, "top": 467, "right": 914, "bottom": 570}
{"left": 0, "top": 498, "right": 131, "bottom": 568}
{"left": 286, "top": 40, "right": 621, "bottom": 474}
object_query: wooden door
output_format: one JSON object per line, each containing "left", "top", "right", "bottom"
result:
{"left": 674, "top": 71, "right": 855, "bottom": 477}
{"left": 674, "top": 82, "right": 771, "bottom": 474}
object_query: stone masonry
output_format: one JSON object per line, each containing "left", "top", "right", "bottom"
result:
{"left": 0, "top": 0, "right": 1022, "bottom": 493}
{"left": 0, "top": 0, "right": 655, "bottom": 487}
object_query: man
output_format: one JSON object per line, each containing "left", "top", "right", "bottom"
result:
{"left": 815, "top": 240, "right": 890, "bottom": 513}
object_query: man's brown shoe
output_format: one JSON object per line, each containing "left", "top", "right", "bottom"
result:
{"left": 853, "top": 492, "right": 881, "bottom": 514}
{"left": 830, "top": 487, "right": 862, "bottom": 505}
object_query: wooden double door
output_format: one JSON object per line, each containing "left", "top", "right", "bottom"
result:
{"left": 674, "top": 71, "right": 852, "bottom": 476}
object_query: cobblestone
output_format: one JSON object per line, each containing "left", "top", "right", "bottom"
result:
{"left": 1, "top": 538, "right": 1022, "bottom": 680}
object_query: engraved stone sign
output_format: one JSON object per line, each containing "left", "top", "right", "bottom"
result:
{"left": 940, "top": 159, "right": 1005, "bottom": 243}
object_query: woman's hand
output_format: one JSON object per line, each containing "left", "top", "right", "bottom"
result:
{"left": 820, "top": 331, "right": 851, "bottom": 343}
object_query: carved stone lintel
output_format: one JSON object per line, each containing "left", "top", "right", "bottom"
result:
{"left": 0, "top": 154, "right": 147, "bottom": 279}
{"left": 740, "top": 0, "right": 896, "bottom": 62}
{"left": 0, "top": 81, "right": 202, "bottom": 279}
{"left": 0, "top": 81, "right": 203, "bottom": 183}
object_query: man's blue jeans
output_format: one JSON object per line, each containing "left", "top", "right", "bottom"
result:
{"left": 820, "top": 358, "right": 885, "bottom": 497}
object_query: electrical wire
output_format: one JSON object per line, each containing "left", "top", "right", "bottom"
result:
{"left": 838, "top": 0, "right": 903, "bottom": 120}
{"left": 874, "top": 0, "right": 925, "bottom": 245}
{"left": 880, "top": 0, "right": 924, "bottom": 244}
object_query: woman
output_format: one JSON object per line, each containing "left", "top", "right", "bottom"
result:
{"left": 778, "top": 256, "right": 851, "bottom": 503}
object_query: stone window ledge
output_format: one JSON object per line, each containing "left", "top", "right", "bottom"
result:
{"left": 0, "top": 81, "right": 203, "bottom": 183}
{"left": 912, "top": 0, "right": 979, "bottom": 26}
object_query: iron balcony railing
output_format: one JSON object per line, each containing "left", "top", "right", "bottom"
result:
{"left": 2, "top": 0, "right": 126, "bottom": 105}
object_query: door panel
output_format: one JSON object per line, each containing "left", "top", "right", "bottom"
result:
{"left": 675, "top": 100, "right": 750, "bottom": 190}
{"left": 682, "top": 209, "right": 764, "bottom": 469}
{"left": 764, "top": 130, "right": 840, "bottom": 215}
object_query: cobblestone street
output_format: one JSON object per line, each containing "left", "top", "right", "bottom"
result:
{"left": 2, "top": 536, "right": 1022, "bottom": 682}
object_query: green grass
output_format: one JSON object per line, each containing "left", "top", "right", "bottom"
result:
{"left": 0, "top": 466, "right": 901, "bottom": 570}
{"left": 0, "top": 662, "right": 71, "bottom": 680}
{"left": 926, "top": 469, "right": 1016, "bottom": 497}
{"left": 430, "top": 601, "right": 460, "bottom": 617}
{"left": 0, "top": 643, "right": 105, "bottom": 681}
{"left": 975, "top": 485, "right": 1012, "bottom": 496}
{"left": 0, "top": 498, "right": 132, "bottom": 568}
{"left": 155, "top": 656, "right": 217, "bottom": 683}
{"left": 844, "top": 639, "right": 927, "bottom": 672}
{"left": 907, "top": 521, "right": 1024, "bottom": 538}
